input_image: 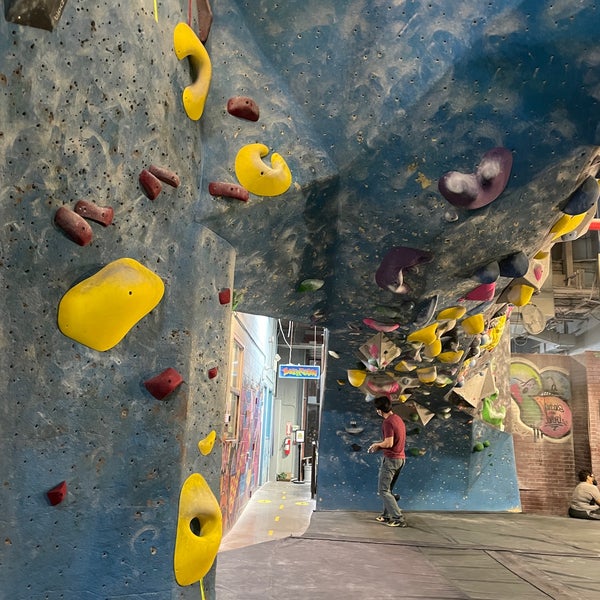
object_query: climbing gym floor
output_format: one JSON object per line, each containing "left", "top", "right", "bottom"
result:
{"left": 216, "top": 481, "right": 600, "bottom": 599}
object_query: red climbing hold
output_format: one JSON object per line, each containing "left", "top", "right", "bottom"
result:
{"left": 47, "top": 480, "right": 67, "bottom": 506}
{"left": 196, "top": 0, "right": 213, "bottom": 43}
{"left": 149, "top": 165, "right": 181, "bottom": 188}
{"left": 144, "top": 367, "right": 183, "bottom": 400}
{"left": 208, "top": 367, "right": 218, "bottom": 379}
{"left": 139, "top": 169, "right": 162, "bottom": 200}
{"left": 74, "top": 200, "right": 114, "bottom": 226}
{"left": 219, "top": 288, "right": 231, "bottom": 305}
{"left": 226, "top": 96, "right": 260, "bottom": 122}
{"left": 208, "top": 181, "right": 249, "bottom": 202}
{"left": 54, "top": 206, "right": 93, "bottom": 246}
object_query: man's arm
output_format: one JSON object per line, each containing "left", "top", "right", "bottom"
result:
{"left": 368, "top": 435, "right": 394, "bottom": 453}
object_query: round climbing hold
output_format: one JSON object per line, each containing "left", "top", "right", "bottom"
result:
{"left": 473, "top": 442, "right": 485, "bottom": 452}
{"left": 417, "top": 366, "right": 437, "bottom": 384}
{"left": 298, "top": 278, "right": 324, "bottom": 292}
{"left": 227, "top": 96, "right": 260, "bottom": 121}
{"left": 561, "top": 176, "right": 600, "bottom": 216}
{"left": 498, "top": 251, "right": 529, "bottom": 279}
{"left": 424, "top": 339, "right": 442, "bottom": 358}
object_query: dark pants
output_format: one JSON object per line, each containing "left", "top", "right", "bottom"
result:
{"left": 568, "top": 507, "right": 600, "bottom": 520}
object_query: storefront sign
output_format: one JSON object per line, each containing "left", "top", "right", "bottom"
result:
{"left": 278, "top": 364, "right": 320, "bottom": 379}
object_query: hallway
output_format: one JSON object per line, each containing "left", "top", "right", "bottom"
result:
{"left": 218, "top": 480, "right": 315, "bottom": 552}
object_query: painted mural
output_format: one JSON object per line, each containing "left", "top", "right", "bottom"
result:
{"left": 509, "top": 359, "right": 572, "bottom": 440}
{"left": 220, "top": 385, "right": 263, "bottom": 530}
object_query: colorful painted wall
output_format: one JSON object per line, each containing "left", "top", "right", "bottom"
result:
{"left": 510, "top": 352, "right": 600, "bottom": 515}
{"left": 219, "top": 313, "right": 277, "bottom": 532}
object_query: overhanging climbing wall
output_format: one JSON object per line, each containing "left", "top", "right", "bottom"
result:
{"left": 1, "top": 0, "right": 600, "bottom": 595}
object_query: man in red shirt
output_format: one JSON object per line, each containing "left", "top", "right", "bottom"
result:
{"left": 368, "top": 396, "right": 407, "bottom": 527}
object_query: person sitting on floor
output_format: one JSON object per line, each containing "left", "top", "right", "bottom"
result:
{"left": 568, "top": 469, "right": 600, "bottom": 520}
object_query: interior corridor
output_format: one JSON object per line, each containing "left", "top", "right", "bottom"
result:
{"left": 218, "top": 480, "right": 315, "bottom": 552}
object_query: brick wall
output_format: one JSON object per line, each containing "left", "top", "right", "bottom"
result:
{"left": 510, "top": 354, "right": 576, "bottom": 515}
{"left": 510, "top": 352, "right": 600, "bottom": 515}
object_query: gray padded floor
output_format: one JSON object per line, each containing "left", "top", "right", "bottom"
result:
{"left": 217, "top": 508, "right": 600, "bottom": 599}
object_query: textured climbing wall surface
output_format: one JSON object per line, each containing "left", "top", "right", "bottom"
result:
{"left": 0, "top": 3, "right": 234, "bottom": 598}
{"left": 1, "top": 0, "right": 600, "bottom": 595}
{"left": 197, "top": 1, "right": 599, "bottom": 513}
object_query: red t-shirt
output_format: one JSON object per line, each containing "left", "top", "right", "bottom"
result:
{"left": 382, "top": 413, "right": 406, "bottom": 459}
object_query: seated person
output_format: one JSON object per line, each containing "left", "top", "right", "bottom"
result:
{"left": 569, "top": 469, "right": 600, "bottom": 520}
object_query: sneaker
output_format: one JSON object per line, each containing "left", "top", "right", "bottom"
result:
{"left": 375, "top": 514, "right": 389, "bottom": 523}
{"left": 386, "top": 519, "right": 408, "bottom": 528}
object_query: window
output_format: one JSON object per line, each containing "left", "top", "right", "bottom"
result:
{"left": 225, "top": 339, "right": 243, "bottom": 440}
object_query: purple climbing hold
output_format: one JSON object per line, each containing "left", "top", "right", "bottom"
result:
{"left": 438, "top": 147, "right": 513, "bottom": 209}
{"left": 375, "top": 247, "right": 433, "bottom": 293}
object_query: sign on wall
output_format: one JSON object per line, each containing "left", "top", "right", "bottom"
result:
{"left": 278, "top": 364, "right": 321, "bottom": 379}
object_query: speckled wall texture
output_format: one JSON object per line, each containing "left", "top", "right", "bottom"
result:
{"left": 0, "top": 2, "right": 235, "bottom": 598}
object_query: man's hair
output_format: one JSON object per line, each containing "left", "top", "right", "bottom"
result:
{"left": 373, "top": 396, "right": 392, "bottom": 412}
{"left": 578, "top": 469, "right": 592, "bottom": 482}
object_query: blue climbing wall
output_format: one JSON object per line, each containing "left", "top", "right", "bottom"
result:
{"left": 1, "top": 0, "right": 599, "bottom": 596}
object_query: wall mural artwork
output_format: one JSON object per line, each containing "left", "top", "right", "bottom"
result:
{"left": 220, "top": 385, "right": 263, "bottom": 530}
{"left": 509, "top": 360, "right": 572, "bottom": 440}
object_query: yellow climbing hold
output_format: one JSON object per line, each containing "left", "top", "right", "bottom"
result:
{"left": 417, "top": 366, "right": 437, "bottom": 384}
{"left": 235, "top": 143, "right": 292, "bottom": 197}
{"left": 550, "top": 212, "right": 586, "bottom": 241}
{"left": 507, "top": 283, "right": 535, "bottom": 307}
{"left": 394, "top": 360, "right": 417, "bottom": 372}
{"left": 198, "top": 430, "right": 217, "bottom": 456}
{"left": 407, "top": 322, "right": 438, "bottom": 345}
{"left": 423, "top": 339, "right": 442, "bottom": 359}
{"left": 57, "top": 258, "right": 164, "bottom": 352}
{"left": 438, "top": 349, "right": 464, "bottom": 364}
{"left": 436, "top": 306, "right": 466, "bottom": 321}
{"left": 347, "top": 369, "right": 367, "bottom": 387}
{"left": 173, "top": 22, "right": 212, "bottom": 120}
{"left": 174, "top": 473, "right": 222, "bottom": 586}
{"left": 461, "top": 314, "right": 485, "bottom": 335}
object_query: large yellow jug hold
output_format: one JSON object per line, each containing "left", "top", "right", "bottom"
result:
{"left": 174, "top": 473, "right": 223, "bottom": 586}
{"left": 57, "top": 258, "right": 164, "bottom": 351}
{"left": 235, "top": 143, "right": 292, "bottom": 196}
{"left": 173, "top": 22, "right": 212, "bottom": 120}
